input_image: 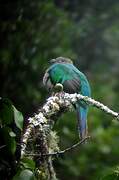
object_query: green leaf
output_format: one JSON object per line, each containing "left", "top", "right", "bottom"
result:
{"left": 0, "top": 98, "right": 14, "bottom": 125}
{"left": 9, "top": 131, "right": 16, "bottom": 137}
{"left": 21, "top": 158, "right": 35, "bottom": 171}
{"left": 13, "top": 105, "right": 23, "bottom": 130}
{"left": 13, "top": 169, "right": 36, "bottom": 180}
{"left": 101, "top": 173, "right": 119, "bottom": 180}
{"left": 1, "top": 127, "right": 16, "bottom": 155}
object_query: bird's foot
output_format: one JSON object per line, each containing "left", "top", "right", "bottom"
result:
{"left": 54, "top": 83, "right": 64, "bottom": 92}
{"left": 52, "top": 83, "right": 64, "bottom": 97}
{"left": 53, "top": 91, "right": 65, "bottom": 97}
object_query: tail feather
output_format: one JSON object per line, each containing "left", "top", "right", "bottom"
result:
{"left": 76, "top": 105, "right": 88, "bottom": 140}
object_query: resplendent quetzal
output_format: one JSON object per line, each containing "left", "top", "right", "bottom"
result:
{"left": 43, "top": 57, "right": 91, "bottom": 140}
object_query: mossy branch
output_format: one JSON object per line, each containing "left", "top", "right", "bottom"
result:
{"left": 20, "top": 92, "right": 119, "bottom": 179}
{"left": 21, "top": 92, "right": 119, "bottom": 158}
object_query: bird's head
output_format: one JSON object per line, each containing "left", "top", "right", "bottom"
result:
{"left": 50, "top": 57, "right": 73, "bottom": 64}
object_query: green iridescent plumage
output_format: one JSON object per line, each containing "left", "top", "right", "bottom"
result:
{"left": 43, "top": 57, "right": 91, "bottom": 140}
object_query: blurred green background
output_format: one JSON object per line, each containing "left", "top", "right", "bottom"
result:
{"left": 1, "top": 0, "right": 119, "bottom": 179}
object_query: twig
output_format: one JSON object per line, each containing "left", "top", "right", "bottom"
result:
{"left": 0, "top": 145, "right": 6, "bottom": 150}
{"left": 25, "top": 136, "right": 90, "bottom": 157}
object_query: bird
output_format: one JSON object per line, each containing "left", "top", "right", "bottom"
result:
{"left": 43, "top": 57, "right": 91, "bottom": 140}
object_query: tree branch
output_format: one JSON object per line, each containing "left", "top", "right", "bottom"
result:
{"left": 21, "top": 92, "right": 119, "bottom": 158}
{"left": 63, "top": 93, "right": 119, "bottom": 119}
{"left": 25, "top": 136, "right": 90, "bottom": 157}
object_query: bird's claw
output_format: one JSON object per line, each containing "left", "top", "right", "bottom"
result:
{"left": 53, "top": 91, "right": 65, "bottom": 97}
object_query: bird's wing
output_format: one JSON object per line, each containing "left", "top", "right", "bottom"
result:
{"left": 63, "top": 78, "right": 81, "bottom": 94}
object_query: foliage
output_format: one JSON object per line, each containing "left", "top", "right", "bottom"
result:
{"left": 0, "top": 98, "right": 24, "bottom": 179}
{"left": 0, "top": 98, "right": 38, "bottom": 179}
{"left": 13, "top": 169, "right": 36, "bottom": 180}
{"left": 1, "top": 0, "right": 119, "bottom": 179}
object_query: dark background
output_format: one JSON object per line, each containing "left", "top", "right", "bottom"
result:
{"left": 1, "top": 0, "right": 119, "bottom": 179}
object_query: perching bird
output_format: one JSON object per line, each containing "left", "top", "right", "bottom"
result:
{"left": 43, "top": 57, "right": 91, "bottom": 140}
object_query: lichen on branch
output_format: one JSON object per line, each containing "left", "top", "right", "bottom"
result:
{"left": 21, "top": 92, "right": 119, "bottom": 158}
{"left": 20, "top": 92, "right": 119, "bottom": 179}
